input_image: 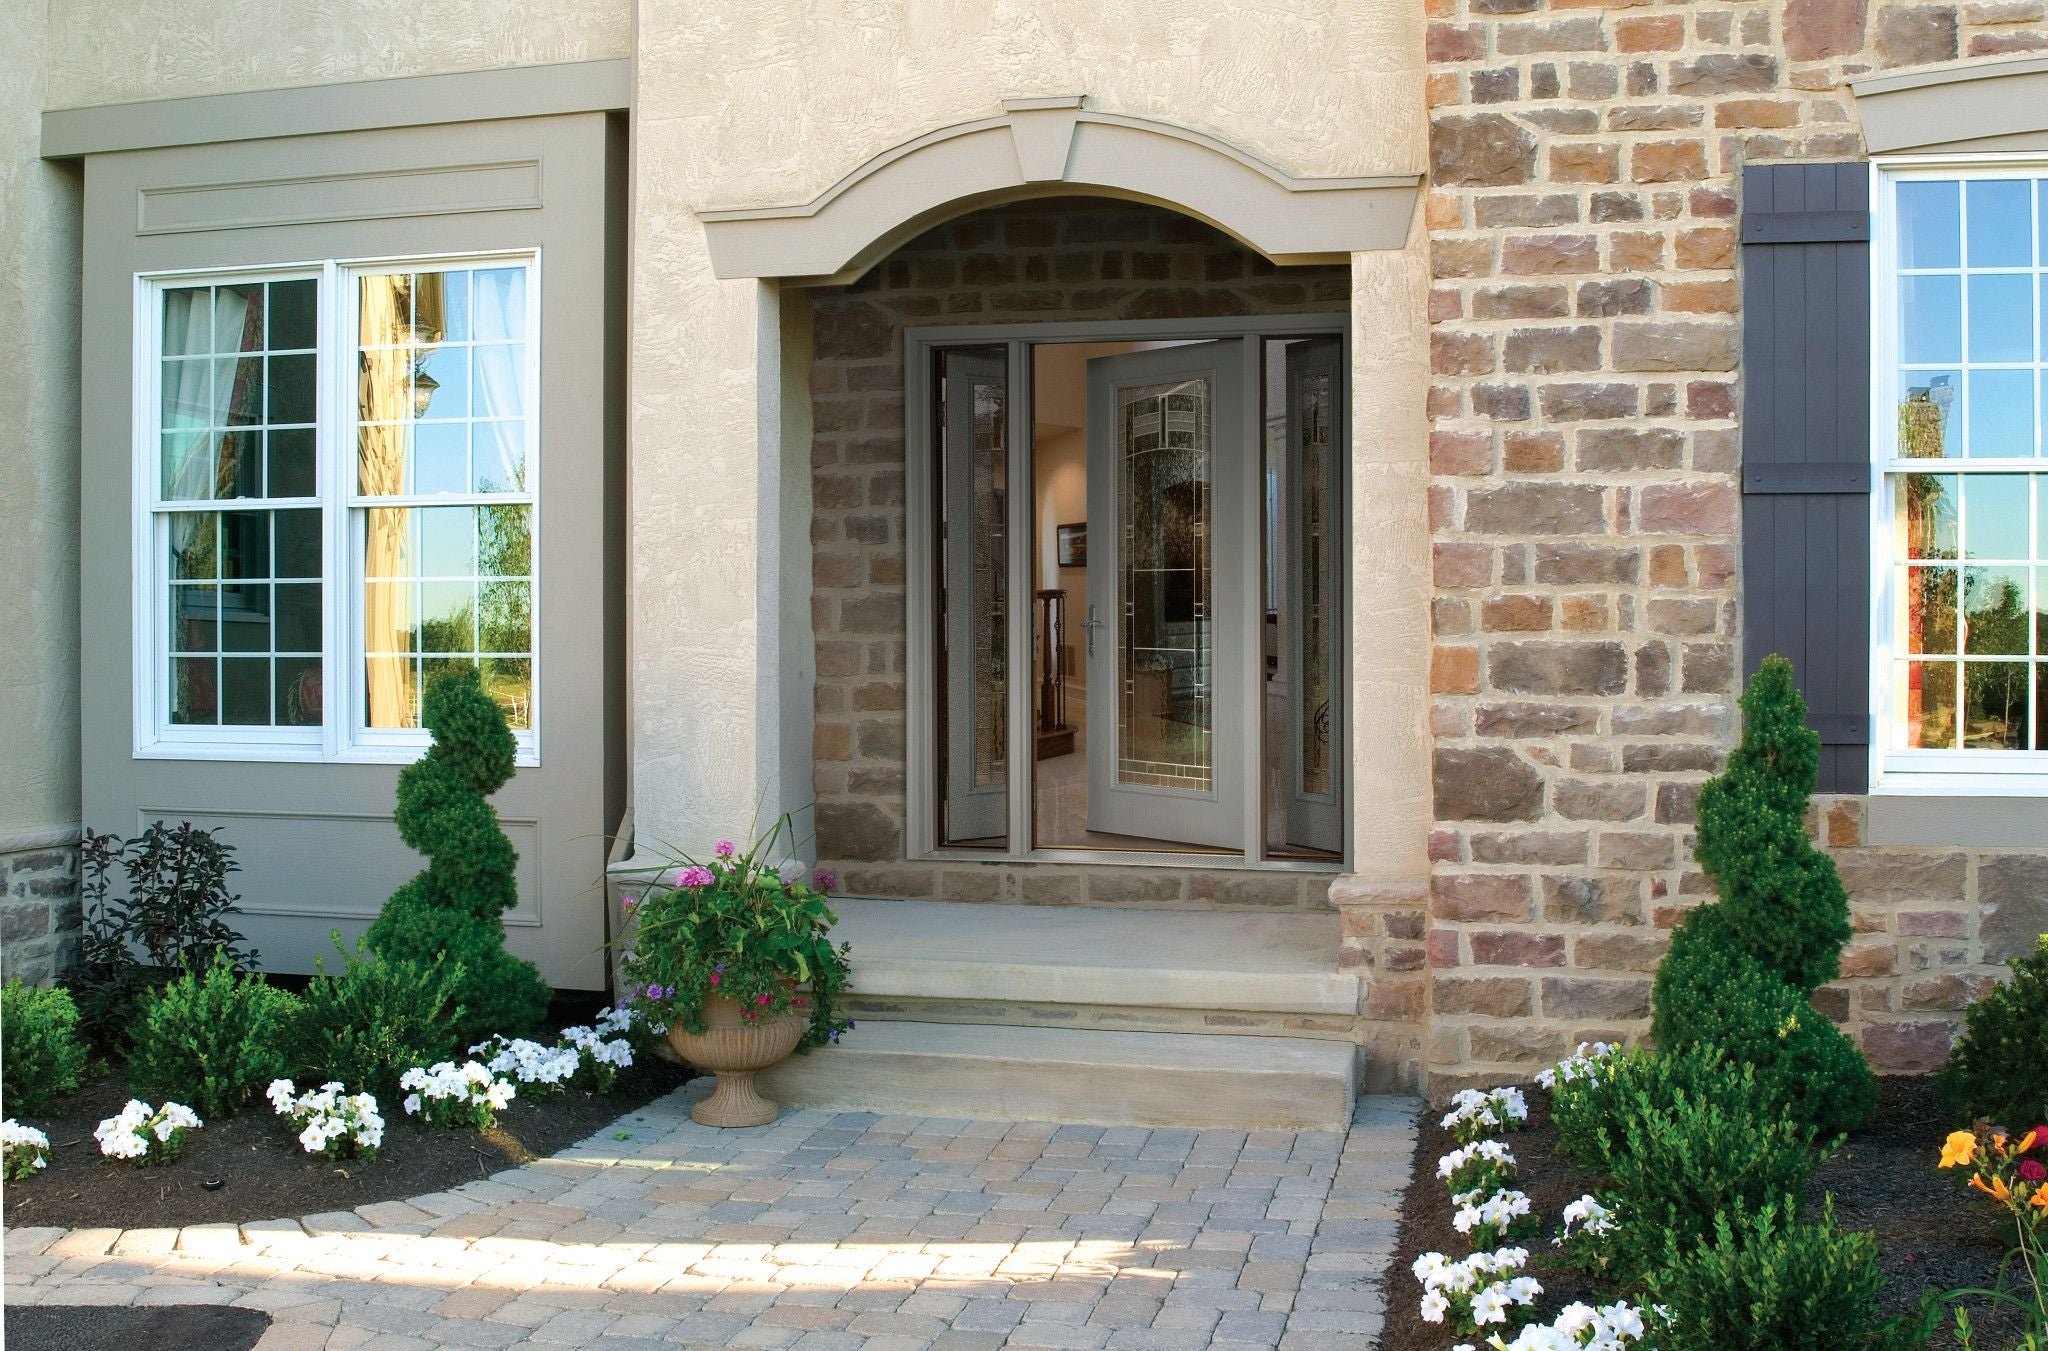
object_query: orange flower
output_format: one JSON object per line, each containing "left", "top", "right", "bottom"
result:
{"left": 1972, "top": 1173, "right": 2014, "bottom": 1203}
{"left": 2032, "top": 1189, "right": 2048, "bottom": 1213}
{"left": 1942, "top": 1130, "right": 1981, "bottom": 1169}
{"left": 2021, "top": 1130, "right": 2040, "bottom": 1155}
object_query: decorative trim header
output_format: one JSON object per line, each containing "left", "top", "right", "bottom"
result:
{"left": 1851, "top": 55, "right": 2048, "bottom": 154}
{"left": 701, "top": 98, "right": 1420, "bottom": 285}
{"left": 42, "top": 59, "right": 630, "bottom": 159}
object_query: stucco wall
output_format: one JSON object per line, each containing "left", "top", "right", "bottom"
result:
{"left": 1, "top": 4, "right": 82, "bottom": 842}
{"left": 625, "top": 0, "right": 1429, "bottom": 865}
{"left": 42, "top": 0, "right": 630, "bottom": 108}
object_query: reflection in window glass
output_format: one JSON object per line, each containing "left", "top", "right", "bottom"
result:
{"left": 356, "top": 263, "right": 536, "bottom": 736}
{"left": 362, "top": 506, "right": 534, "bottom": 731}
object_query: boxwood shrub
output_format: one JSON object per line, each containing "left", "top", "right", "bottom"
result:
{"left": 1, "top": 979, "right": 88, "bottom": 1114}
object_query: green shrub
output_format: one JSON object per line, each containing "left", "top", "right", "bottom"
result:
{"left": 1645, "top": 1198, "right": 1905, "bottom": 1351}
{"left": 1, "top": 980, "right": 88, "bottom": 1114}
{"left": 130, "top": 955, "right": 300, "bottom": 1119}
{"left": 364, "top": 664, "right": 550, "bottom": 1046}
{"left": 1556, "top": 1044, "right": 1822, "bottom": 1281}
{"left": 1939, "top": 934, "right": 2048, "bottom": 1128}
{"left": 1692, "top": 655, "right": 1854, "bottom": 996}
{"left": 1654, "top": 907, "right": 1878, "bottom": 1135}
{"left": 284, "top": 936, "right": 465, "bottom": 1100}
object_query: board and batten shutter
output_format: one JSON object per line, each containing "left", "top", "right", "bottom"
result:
{"left": 1739, "top": 162, "right": 1873, "bottom": 792}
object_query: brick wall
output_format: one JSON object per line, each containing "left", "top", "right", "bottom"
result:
{"left": 1421, "top": 0, "right": 2047, "bottom": 1090}
{"left": 807, "top": 199, "right": 1348, "bottom": 907}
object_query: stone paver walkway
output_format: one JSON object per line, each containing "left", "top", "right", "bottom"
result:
{"left": 4, "top": 1084, "right": 1416, "bottom": 1350}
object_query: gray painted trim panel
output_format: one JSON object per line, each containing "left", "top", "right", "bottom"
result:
{"left": 1865, "top": 794, "right": 2048, "bottom": 849}
{"left": 1851, "top": 56, "right": 2048, "bottom": 154}
{"left": 42, "top": 59, "right": 631, "bottom": 159}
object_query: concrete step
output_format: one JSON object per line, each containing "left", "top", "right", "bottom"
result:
{"left": 754, "top": 1020, "right": 1358, "bottom": 1130}
{"left": 833, "top": 897, "right": 1361, "bottom": 1018}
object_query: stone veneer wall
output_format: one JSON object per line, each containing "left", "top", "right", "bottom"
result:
{"left": 1421, "top": 0, "right": 2048, "bottom": 1091}
{"left": 808, "top": 199, "right": 1348, "bottom": 909}
{"left": 0, "top": 833, "right": 81, "bottom": 985}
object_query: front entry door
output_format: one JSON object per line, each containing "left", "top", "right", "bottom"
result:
{"left": 1083, "top": 342, "right": 1248, "bottom": 848}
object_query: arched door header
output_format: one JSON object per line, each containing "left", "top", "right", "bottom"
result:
{"left": 700, "top": 96, "right": 1420, "bottom": 285}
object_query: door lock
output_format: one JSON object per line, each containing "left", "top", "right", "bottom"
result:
{"left": 1080, "top": 606, "right": 1104, "bottom": 657}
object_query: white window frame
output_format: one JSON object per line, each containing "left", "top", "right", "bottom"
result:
{"left": 132, "top": 250, "right": 543, "bottom": 767}
{"left": 1870, "top": 155, "right": 2048, "bottom": 794}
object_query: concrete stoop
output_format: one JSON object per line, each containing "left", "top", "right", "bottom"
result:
{"left": 759, "top": 897, "right": 1364, "bottom": 1130}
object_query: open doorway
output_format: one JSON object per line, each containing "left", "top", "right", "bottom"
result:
{"left": 925, "top": 325, "right": 1346, "bottom": 864}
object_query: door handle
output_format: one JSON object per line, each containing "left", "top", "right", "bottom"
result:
{"left": 1080, "top": 606, "right": 1104, "bottom": 657}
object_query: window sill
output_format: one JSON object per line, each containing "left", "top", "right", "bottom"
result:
{"left": 134, "top": 740, "right": 539, "bottom": 769}
{"left": 1861, "top": 787, "right": 2048, "bottom": 849}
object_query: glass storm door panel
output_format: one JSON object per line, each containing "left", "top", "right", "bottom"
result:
{"left": 1084, "top": 342, "right": 1247, "bottom": 848}
{"left": 1281, "top": 338, "right": 1344, "bottom": 853}
{"left": 939, "top": 347, "right": 1009, "bottom": 845}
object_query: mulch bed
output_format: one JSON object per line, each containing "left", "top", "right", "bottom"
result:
{"left": 1383, "top": 1077, "right": 2019, "bottom": 1350}
{"left": 4, "top": 1015, "right": 695, "bottom": 1233}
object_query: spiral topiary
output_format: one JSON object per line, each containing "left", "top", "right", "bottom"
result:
{"left": 364, "top": 664, "right": 550, "bottom": 1045}
{"left": 1650, "top": 656, "right": 1873, "bottom": 1133}
{"left": 1689, "top": 654, "right": 1852, "bottom": 996}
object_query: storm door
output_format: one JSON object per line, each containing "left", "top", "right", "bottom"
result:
{"left": 1082, "top": 342, "right": 1248, "bottom": 849}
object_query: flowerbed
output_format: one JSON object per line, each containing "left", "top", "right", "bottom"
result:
{"left": 1385, "top": 1075, "right": 2021, "bottom": 1351}
{"left": 0, "top": 1008, "right": 691, "bottom": 1232}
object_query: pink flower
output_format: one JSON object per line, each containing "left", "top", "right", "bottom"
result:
{"left": 676, "top": 865, "right": 715, "bottom": 889}
{"left": 621, "top": 895, "right": 637, "bottom": 909}
{"left": 756, "top": 994, "right": 770, "bottom": 1006}
{"left": 813, "top": 870, "right": 837, "bottom": 891}
{"left": 708, "top": 972, "right": 720, "bottom": 986}
{"left": 2022, "top": 1159, "right": 2046, "bottom": 1183}
{"left": 714, "top": 839, "right": 737, "bottom": 858}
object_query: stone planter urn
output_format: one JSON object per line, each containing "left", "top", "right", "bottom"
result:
{"left": 665, "top": 993, "right": 808, "bottom": 1127}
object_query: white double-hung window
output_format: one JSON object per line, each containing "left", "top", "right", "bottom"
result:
{"left": 139, "top": 255, "right": 540, "bottom": 762}
{"left": 1874, "top": 163, "right": 2048, "bottom": 789}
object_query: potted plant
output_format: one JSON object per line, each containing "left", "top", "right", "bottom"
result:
{"left": 617, "top": 820, "right": 852, "bottom": 1127}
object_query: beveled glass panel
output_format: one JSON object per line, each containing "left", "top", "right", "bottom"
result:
{"left": 936, "top": 346, "right": 1007, "bottom": 847}
{"left": 1902, "top": 565, "right": 1958, "bottom": 653}
{"left": 1965, "top": 661, "right": 2030, "bottom": 748}
{"left": 1296, "top": 368, "right": 1334, "bottom": 799}
{"left": 1899, "top": 660, "right": 1958, "bottom": 748}
{"left": 1116, "top": 378, "right": 1212, "bottom": 791}
{"left": 1965, "top": 567, "right": 2031, "bottom": 654}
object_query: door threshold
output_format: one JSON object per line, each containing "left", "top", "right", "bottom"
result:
{"left": 916, "top": 845, "right": 1341, "bottom": 873}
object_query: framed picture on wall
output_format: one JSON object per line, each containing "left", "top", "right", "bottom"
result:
{"left": 1057, "top": 523, "right": 1087, "bottom": 568}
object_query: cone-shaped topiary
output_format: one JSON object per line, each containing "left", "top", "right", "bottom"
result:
{"left": 1691, "top": 654, "right": 1851, "bottom": 995}
{"left": 365, "top": 664, "right": 549, "bottom": 1045}
{"left": 1650, "top": 656, "right": 1874, "bottom": 1135}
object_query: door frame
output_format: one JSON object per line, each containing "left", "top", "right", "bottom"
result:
{"left": 903, "top": 314, "right": 1349, "bottom": 870}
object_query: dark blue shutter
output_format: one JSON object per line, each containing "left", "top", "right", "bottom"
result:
{"left": 1740, "top": 163, "right": 1873, "bottom": 792}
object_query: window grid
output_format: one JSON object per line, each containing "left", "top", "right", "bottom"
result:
{"left": 1878, "top": 162, "right": 2048, "bottom": 785}
{"left": 139, "top": 254, "right": 540, "bottom": 761}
